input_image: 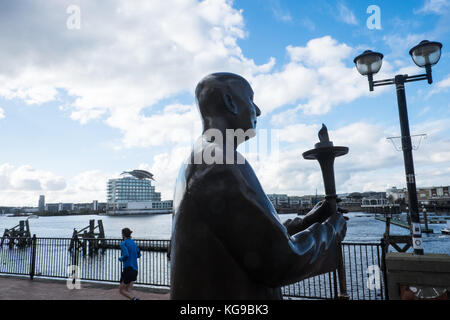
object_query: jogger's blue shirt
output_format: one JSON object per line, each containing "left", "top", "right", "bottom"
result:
{"left": 119, "top": 238, "right": 141, "bottom": 271}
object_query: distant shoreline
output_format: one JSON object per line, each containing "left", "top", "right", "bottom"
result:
{"left": 4, "top": 212, "right": 101, "bottom": 218}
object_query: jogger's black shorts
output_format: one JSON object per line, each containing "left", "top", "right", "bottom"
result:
{"left": 120, "top": 267, "right": 138, "bottom": 284}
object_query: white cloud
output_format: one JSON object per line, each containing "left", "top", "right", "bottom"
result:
{"left": 106, "top": 103, "right": 202, "bottom": 149}
{"left": 337, "top": 3, "right": 358, "bottom": 25}
{"left": 277, "top": 123, "right": 320, "bottom": 145}
{"left": 137, "top": 146, "right": 192, "bottom": 200}
{"left": 0, "top": 164, "right": 115, "bottom": 206}
{"left": 415, "top": 0, "right": 450, "bottom": 14}
{"left": 6, "top": 165, "right": 66, "bottom": 191}
{"left": 0, "top": 0, "right": 275, "bottom": 146}
{"left": 99, "top": 118, "right": 447, "bottom": 200}
{"left": 0, "top": 107, "right": 4, "bottom": 119}
{"left": 251, "top": 35, "right": 422, "bottom": 122}
{"left": 0, "top": 164, "right": 66, "bottom": 205}
{"left": 418, "top": 106, "right": 431, "bottom": 116}
{"left": 272, "top": 2, "right": 293, "bottom": 22}
{"left": 250, "top": 36, "right": 384, "bottom": 116}
{"left": 1, "top": 1, "right": 449, "bottom": 204}
{"left": 2, "top": 116, "right": 449, "bottom": 206}
{"left": 301, "top": 18, "right": 316, "bottom": 31}
{"left": 429, "top": 74, "right": 450, "bottom": 95}
{"left": 0, "top": 2, "right": 399, "bottom": 149}
{"left": 382, "top": 33, "right": 427, "bottom": 60}
{"left": 249, "top": 119, "right": 450, "bottom": 196}
{"left": 62, "top": 170, "right": 112, "bottom": 202}
{"left": 0, "top": 2, "right": 405, "bottom": 149}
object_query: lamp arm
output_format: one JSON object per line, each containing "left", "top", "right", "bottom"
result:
{"left": 368, "top": 73, "right": 374, "bottom": 91}
{"left": 404, "top": 74, "right": 429, "bottom": 84}
{"left": 370, "top": 72, "right": 432, "bottom": 90}
{"left": 373, "top": 78, "right": 395, "bottom": 86}
{"left": 425, "top": 65, "right": 432, "bottom": 84}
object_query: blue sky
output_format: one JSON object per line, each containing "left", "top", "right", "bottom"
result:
{"left": 1, "top": 0, "right": 449, "bottom": 206}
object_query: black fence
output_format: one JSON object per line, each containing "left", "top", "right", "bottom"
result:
{"left": 0, "top": 237, "right": 386, "bottom": 300}
{"left": 281, "top": 242, "right": 385, "bottom": 300}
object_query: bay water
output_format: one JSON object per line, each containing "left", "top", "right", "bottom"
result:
{"left": 1, "top": 212, "right": 448, "bottom": 254}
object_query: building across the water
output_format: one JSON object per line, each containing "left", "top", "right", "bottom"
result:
{"left": 106, "top": 170, "right": 173, "bottom": 215}
{"left": 42, "top": 201, "right": 106, "bottom": 214}
{"left": 266, "top": 194, "right": 317, "bottom": 214}
{"left": 38, "top": 195, "right": 45, "bottom": 213}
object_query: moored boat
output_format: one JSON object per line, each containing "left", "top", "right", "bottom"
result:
{"left": 441, "top": 221, "right": 450, "bottom": 235}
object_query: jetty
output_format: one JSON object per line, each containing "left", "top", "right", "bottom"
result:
{"left": 0, "top": 220, "right": 32, "bottom": 249}
{"left": 69, "top": 219, "right": 107, "bottom": 255}
{"left": 375, "top": 215, "right": 434, "bottom": 233}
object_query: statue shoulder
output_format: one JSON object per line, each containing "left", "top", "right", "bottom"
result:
{"left": 187, "top": 163, "right": 244, "bottom": 192}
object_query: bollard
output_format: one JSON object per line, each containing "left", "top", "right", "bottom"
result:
{"left": 29, "top": 235, "right": 37, "bottom": 280}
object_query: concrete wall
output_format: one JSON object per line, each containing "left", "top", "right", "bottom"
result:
{"left": 385, "top": 252, "right": 450, "bottom": 300}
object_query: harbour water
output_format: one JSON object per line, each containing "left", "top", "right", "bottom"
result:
{"left": 1, "top": 212, "right": 449, "bottom": 253}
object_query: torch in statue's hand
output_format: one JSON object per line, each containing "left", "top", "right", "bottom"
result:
{"left": 302, "top": 124, "right": 348, "bottom": 211}
{"left": 285, "top": 124, "right": 349, "bottom": 236}
{"left": 301, "top": 125, "right": 350, "bottom": 299}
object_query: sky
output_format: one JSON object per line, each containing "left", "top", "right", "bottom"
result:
{"left": 1, "top": 0, "right": 450, "bottom": 207}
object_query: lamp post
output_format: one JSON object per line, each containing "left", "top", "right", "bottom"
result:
{"left": 422, "top": 206, "right": 429, "bottom": 232}
{"left": 385, "top": 205, "right": 392, "bottom": 237}
{"left": 354, "top": 40, "right": 443, "bottom": 255}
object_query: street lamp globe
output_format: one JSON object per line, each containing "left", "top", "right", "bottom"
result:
{"left": 409, "top": 40, "right": 442, "bottom": 68}
{"left": 353, "top": 50, "right": 384, "bottom": 76}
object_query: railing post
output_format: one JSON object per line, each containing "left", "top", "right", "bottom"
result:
{"left": 29, "top": 235, "right": 37, "bottom": 280}
{"left": 332, "top": 269, "right": 339, "bottom": 299}
{"left": 336, "top": 243, "right": 349, "bottom": 300}
{"left": 72, "top": 237, "right": 79, "bottom": 267}
{"left": 380, "top": 238, "right": 389, "bottom": 300}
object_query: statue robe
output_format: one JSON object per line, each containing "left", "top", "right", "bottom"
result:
{"left": 170, "top": 144, "right": 346, "bottom": 300}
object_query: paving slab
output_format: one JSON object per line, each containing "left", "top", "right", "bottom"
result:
{"left": 0, "top": 275, "right": 170, "bottom": 300}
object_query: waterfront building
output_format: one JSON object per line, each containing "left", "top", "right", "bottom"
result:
{"left": 361, "top": 197, "right": 389, "bottom": 207}
{"left": 291, "top": 196, "right": 314, "bottom": 208}
{"left": 417, "top": 188, "right": 431, "bottom": 203}
{"left": 152, "top": 200, "right": 173, "bottom": 210}
{"left": 38, "top": 195, "right": 45, "bottom": 213}
{"left": 267, "top": 194, "right": 276, "bottom": 206}
{"left": 386, "top": 187, "right": 406, "bottom": 203}
{"left": 338, "top": 193, "right": 363, "bottom": 211}
{"left": 73, "top": 203, "right": 93, "bottom": 212}
{"left": 388, "top": 185, "right": 450, "bottom": 210}
{"left": 107, "top": 176, "right": 161, "bottom": 203}
{"left": 300, "top": 197, "right": 313, "bottom": 207}
{"left": 45, "top": 203, "right": 59, "bottom": 213}
{"left": 38, "top": 201, "right": 106, "bottom": 214}
{"left": 61, "top": 203, "right": 74, "bottom": 211}
{"left": 288, "top": 196, "right": 301, "bottom": 207}
{"left": 266, "top": 194, "right": 314, "bottom": 213}
{"left": 97, "top": 202, "right": 107, "bottom": 212}
{"left": 403, "top": 185, "right": 450, "bottom": 210}
{"left": 267, "top": 194, "right": 289, "bottom": 207}
{"left": 44, "top": 203, "right": 72, "bottom": 213}
{"left": 106, "top": 171, "right": 172, "bottom": 215}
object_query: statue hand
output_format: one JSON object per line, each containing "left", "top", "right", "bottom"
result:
{"left": 284, "top": 198, "right": 348, "bottom": 235}
{"left": 301, "top": 198, "right": 341, "bottom": 230}
{"left": 336, "top": 197, "right": 350, "bottom": 221}
{"left": 283, "top": 217, "right": 305, "bottom": 235}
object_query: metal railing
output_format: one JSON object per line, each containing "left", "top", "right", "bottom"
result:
{"left": 341, "top": 242, "right": 385, "bottom": 300}
{"left": 281, "top": 242, "right": 385, "bottom": 300}
{"left": 0, "top": 237, "right": 385, "bottom": 299}
{"left": 0, "top": 236, "right": 171, "bottom": 287}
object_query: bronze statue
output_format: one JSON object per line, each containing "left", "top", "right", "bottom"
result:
{"left": 170, "top": 72, "right": 347, "bottom": 300}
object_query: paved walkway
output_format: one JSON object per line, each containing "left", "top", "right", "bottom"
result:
{"left": 0, "top": 275, "right": 170, "bottom": 300}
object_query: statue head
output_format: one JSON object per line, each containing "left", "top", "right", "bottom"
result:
{"left": 195, "top": 73, "right": 261, "bottom": 133}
